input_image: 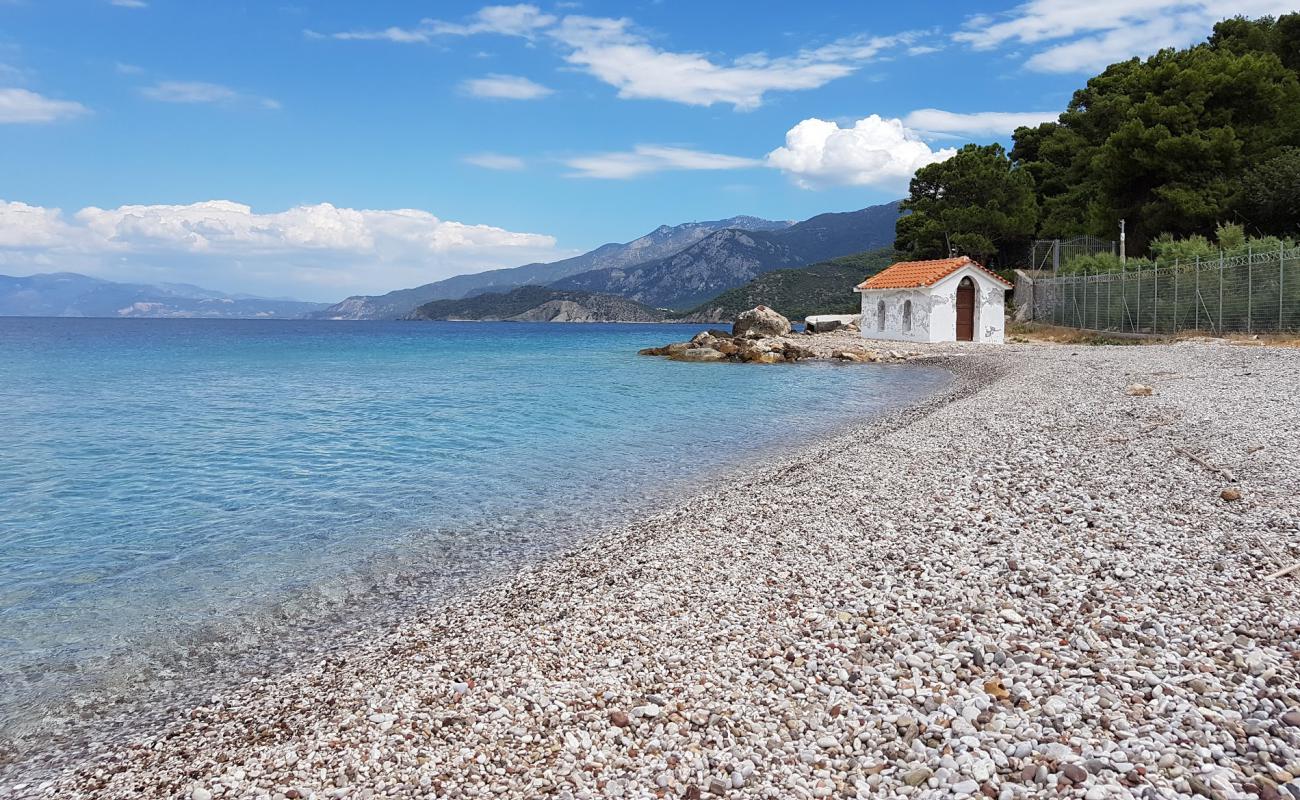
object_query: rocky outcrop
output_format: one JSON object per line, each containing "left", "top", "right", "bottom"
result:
{"left": 639, "top": 317, "right": 920, "bottom": 366}
{"left": 732, "top": 306, "right": 791, "bottom": 339}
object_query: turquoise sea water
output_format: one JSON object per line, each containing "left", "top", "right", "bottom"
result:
{"left": 0, "top": 318, "right": 949, "bottom": 745}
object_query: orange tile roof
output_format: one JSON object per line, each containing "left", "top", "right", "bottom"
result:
{"left": 856, "top": 256, "right": 1013, "bottom": 290}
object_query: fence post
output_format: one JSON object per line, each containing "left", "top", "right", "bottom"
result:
{"left": 1137, "top": 264, "right": 1143, "bottom": 333}
{"left": 1281, "top": 242, "right": 1286, "bottom": 331}
{"left": 1248, "top": 245, "right": 1253, "bottom": 335}
{"left": 1107, "top": 270, "right": 1113, "bottom": 330}
{"left": 1219, "top": 250, "right": 1224, "bottom": 334}
{"left": 1159, "top": 262, "right": 1170, "bottom": 331}
{"left": 1175, "top": 260, "right": 1181, "bottom": 334}
{"left": 1194, "top": 257, "right": 1200, "bottom": 332}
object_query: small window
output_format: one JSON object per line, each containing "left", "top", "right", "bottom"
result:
{"left": 876, "top": 299, "right": 885, "bottom": 331}
{"left": 903, "top": 299, "right": 913, "bottom": 332}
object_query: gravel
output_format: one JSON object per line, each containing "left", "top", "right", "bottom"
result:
{"left": 4, "top": 338, "right": 1299, "bottom": 799}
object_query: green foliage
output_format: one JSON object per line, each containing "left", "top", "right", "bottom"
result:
{"left": 1239, "top": 147, "right": 1300, "bottom": 234}
{"left": 1009, "top": 13, "right": 1300, "bottom": 252}
{"left": 1059, "top": 225, "right": 1296, "bottom": 274}
{"left": 409, "top": 286, "right": 665, "bottom": 321}
{"left": 1059, "top": 252, "right": 1153, "bottom": 275}
{"left": 682, "top": 249, "right": 897, "bottom": 321}
{"left": 895, "top": 144, "right": 1038, "bottom": 267}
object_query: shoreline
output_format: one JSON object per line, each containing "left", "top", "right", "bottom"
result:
{"left": 0, "top": 346, "right": 956, "bottom": 790}
{"left": 8, "top": 339, "right": 1300, "bottom": 799}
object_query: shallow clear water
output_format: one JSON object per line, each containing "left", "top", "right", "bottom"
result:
{"left": 0, "top": 317, "right": 948, "bottom": 745}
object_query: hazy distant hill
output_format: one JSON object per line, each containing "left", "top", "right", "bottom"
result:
{"left": 407, "top": 286, "right": 667, "bottom": 323}
{"left": 310, "top": 215, "right": 792, "bottom": 320}
{"left": 551, "top": 202, "right": 902, "bottom": 310}
{"left": 0, "top": 273, "right": 327, "bottom": 319}
{"left": 677, "top": 249, "right": 898, "bottom": 323}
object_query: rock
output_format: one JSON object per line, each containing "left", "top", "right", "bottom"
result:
{"left": 670, "top": 348, "right": 727, "bottom": 363}
{"left": 714, "top": 340, "right": 740, "bottom": 356}
{"left": 733, "top": 306, "right": 791, "bottom": 339}
{"left": 690, "top": 332, "right": 719, "bottom": 348}
{"left": 1281, "top": 710, "right": 1300, "bottom": 727}
{"left": 609, "top": 710, "right": 630, "bottom": 728}
{"left": 753, "top": 352, "right": 784, "bottom": 364}
{"left": 1125, "top": 383, "right": 1154, "bottom": 396}
{"left": 1061, "top": 764, "right": 1088, "bottom": 784}
{"left": 904, "top": 767, "right": 934, "bottom": 787}
{"left": 833, "top": 349, "right": 877, "bottom": 363}
{"left": 191, "top": 789, "right": 212, "bottom": 800}
{"left": 637, "top": 346, "right": 666, "bottom": 356}
{"left": 784, "top": 344, "right": 814, "bottom": 361}
{"left": 708, "top": 777, "right": 728, "bottom": 795}
{"left": 805, "top": 314, "right": 859, "bottom": 333}
{"left": 1221, "top": 488, "right": 1242, "bottom": 502}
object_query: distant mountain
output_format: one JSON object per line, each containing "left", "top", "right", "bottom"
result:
{"left": 677, "top": 249, "right": 898, "bottom": 323}
{"left": 407, "top": 286, "right": 668, "bottom": 323}
{"left": 0, "top": 273, "right": 327, "bottom": 319}
{"left": 551, "top": 202, "right": 902, "bottom": 310}
{"left": 310, "top": 215, "right": 792, "bottom": 320}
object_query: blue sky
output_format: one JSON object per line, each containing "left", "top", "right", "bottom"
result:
{"left": 0, "top": 0, "right": 1292, "bottom": 300}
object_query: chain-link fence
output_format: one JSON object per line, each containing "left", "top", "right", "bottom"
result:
{"left": 1029, "top": 236, "right": 1117, "bottom": 273}
{"left": 1029, "top": 246, "right": 1300, "bottom": 335}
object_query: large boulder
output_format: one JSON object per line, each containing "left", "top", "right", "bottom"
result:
{"left": 732, "top": 306, "right": 791, "bottom": 339}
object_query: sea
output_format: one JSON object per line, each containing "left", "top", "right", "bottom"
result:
{"left": 0, "top": 317, "right": 949, "bottom": 761}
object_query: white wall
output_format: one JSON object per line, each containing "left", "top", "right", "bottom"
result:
{"left": 858, "top": 266, "right": 1006, "bottom": 344}
{"left": 859, "top": 289, "right": 935, "bottom": 343}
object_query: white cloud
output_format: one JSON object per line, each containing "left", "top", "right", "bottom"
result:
{"left": 460, "top": 73, "right": 553, "bottom": 100}
{"left": 902, "top": 108, "right": 1059, "bottom": 137}
{"left": 114, "top": 61, "right": 145, "bottom": 75}
{"left": 0, "top": 88, "right": 89, "bottom": 123}
{"left": 956, "top": 0, "right": 1298, "bottom": 73}
{"left": 331, "top": 4, "right": 556, "bottom": 43}
{"left": 109, "top": 0, "right": 147, "bottom": 7}
{"left": 565, "top": 145, "right": 760, "bottom": 179}
{"left": 0, "top": 199, "right": 567, "bottom": 299}
{"left": 464, "top": 153, "right": 527, "bottom": 170}
{"left": 140, "top": 81, "right": 279, "bottom": 109}
{"left": 765, "top": 116, "right": 957, "bottom": 189}
{"left": 550, "top": 17, "right": 906, "bottom": 110}
{"left": 327, "top": 5, "right": 915, "bottom": 110}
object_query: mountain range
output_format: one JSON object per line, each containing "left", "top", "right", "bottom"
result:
{"left": 0, "top": 273, "right": 327, "bottom": 319}
{"left": 551, "top": 204, "right": 901, "bottom": 310}
{"left": 309, "top": 215, "right": 794, "bottom": 320}
{"left": 313, "top": 202, "right": 901, "bottom": 319}
{"left": 1, "top": 202, "right": 903, "bottom": 322}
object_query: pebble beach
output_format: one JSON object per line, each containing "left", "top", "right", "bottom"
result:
{"left": 6, "top": 337, "right": 1300, "bottom": 800}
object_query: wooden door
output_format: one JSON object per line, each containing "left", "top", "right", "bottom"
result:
{"left": 956, "top": 278, "right": 975, "bottom": 341}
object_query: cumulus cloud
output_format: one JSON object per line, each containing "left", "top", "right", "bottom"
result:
{"left": 325, "top": 4, "right": 914, "bottom": 110}
{"left": 0, "top": 199, "right": 566, "bottom": 300}
{"left": 565, "top": 145, "right": 761, "bottom": 179}
{"left": 460, "top": 73, "right": 553, "bottom": 100}
{"left": 956, "top": 0, "right": 1298, "bottom": 73}
{"left": 902, "top": 108, "right": 1059, "bottom": 137}
{"left": 0, "top": 88, "right": 89, "bottom": 123}
{"left": 765, "top": 116, "right": 957, "bottom": 189}
{"left": 140, "top": 81, "right": 280, "bottom": 109}
{"left": 463, "top": 153, "right": 527, "bottom": 170}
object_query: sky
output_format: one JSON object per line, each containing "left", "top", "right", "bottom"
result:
{"left": 1, "top": 0, "right": 1296, "bottom": 301}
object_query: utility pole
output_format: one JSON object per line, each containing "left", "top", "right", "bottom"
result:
{"left": 1119, "top": 219, "right": 1126, "bottom": 264}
